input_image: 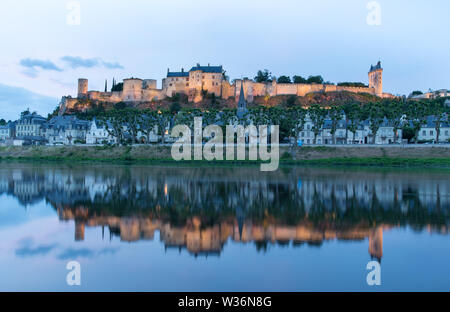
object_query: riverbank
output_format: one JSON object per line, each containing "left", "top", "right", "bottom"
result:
{"left": 0, "top": 145, "right": 449, "bottom": 167}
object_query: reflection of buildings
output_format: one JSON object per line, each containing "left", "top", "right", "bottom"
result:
{"left": 1, "top": 164, "right": 449, "bottom": 259}
{"left": 369, "top": 227, "right": 383, "bottom": 262}
{"left": 60, "top": 211, "right": 388, "bottom": 258}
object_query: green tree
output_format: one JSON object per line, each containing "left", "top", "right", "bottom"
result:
{"left": 406, "top": 100, "right": 429, "bottom": 143}
{"left": 290, "top": 107, "right": 306, "bottom": 152}
{"left": 366, "top": 103, "right": 384, "bottom": 144}
{"left": 254, "top": 70, "right": 273, "bottom": 83}
{"left": 293, "top": 75, "right": 307, "bottom": 84}
{"left": 170, "top": 102, "right": 181, "bottom": 114}
{"left": 285, "top": 95, "right": 297, "bottom": 108}
{"left": 277, "top": 76, "right": 291, "bottom": 84}
{"left": 346, "top": 103, "right": 361, "bottom": 144}
{"left": 328, "top": 106, "right": 343, "bottom": 145}
{"left": 308, "top": 104, "right": 326, "bottom": 144}
{"left": 411, "top": 90, "right": 423, "bottom": 96}
{"left": 384, "top": 100, "right": 404, "bottom": 143}
{"left": 307, "top": 75, "right": 324, "bottom": 84}
{"left": 402, "top": 126, "right": 415, "bottom": 143}
{"left": 111, "top": 82, "right": 123, "bottom": 92}
{"left": 428, "top": 99, "right": 448, "bottom": 143}
{"left": 337, "top": 82, "right": 367, "bottom": 88}
{"left": 114, "top": 102, "right": 127, "bottom": 110}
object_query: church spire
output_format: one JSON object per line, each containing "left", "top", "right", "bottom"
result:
{"left": 238, "top": 80, "right": 246, "bottom": 109}
{"left": 237, "top": 80, "right": 248, "bottom": 119}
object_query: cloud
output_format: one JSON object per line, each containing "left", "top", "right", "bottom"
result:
{"left": 61, "top": 56, "right": 100, "bottom": 69}
{"left": 20, "top": 58, "right": 62, "bottom": 72}
{"left": 56, "top": 247, "right": 118, "bottom": 260}
{"left": 102, "top": 61, "right": 124, "bottom": 69}
{"left": 61, "top": 56, "right": 124, "bottom": 70}
{"left": 15, "top": 238, "right": 58, "bottom": 258}
{"left": 0, "top": 83, "right": 59, "bottom": 120}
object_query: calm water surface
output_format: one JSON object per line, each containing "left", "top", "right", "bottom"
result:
{"left": 0, "top": 163, "right": 449, "bottom": 291}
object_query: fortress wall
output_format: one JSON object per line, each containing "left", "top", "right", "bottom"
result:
{"left": 88, "top": 91, "right": 122, "bottom": 103}
{"left": 62, "top": 97, "right": 78, "bottom": 111}
{"left": 276, "top": 83, "right": 298, "bottom": 96}
{"left": 252, "top": 82, "right": 270, "bottom": 97}
{"left": 337, "top": 86, "right": 376, "bottom": 95}
{"left": 221, "top": 81, "right": 235, "bottom": 99}
{"left": 324, "top": 85, "right": 338, "bottom": 93}
{"left": 163, "top": 77, "right": 189, "bottom": 97}
{"left": 143, "top": 79, "right": 157, "bottom": 90}
{"left": 142, "top": 89, "right": 165, "bottom": 101}
{"left": 296, "top": 84, "right": 323, "bottom": 96}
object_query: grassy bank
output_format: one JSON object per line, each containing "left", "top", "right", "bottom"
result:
{"left": 0, "top": 145, "right": 449, "bottom": 168}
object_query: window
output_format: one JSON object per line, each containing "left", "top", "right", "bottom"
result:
{"left": 212, "top": 75, "right": 215, "bottom": 79}
{"left": 446, "top": 131, "right": 449, "bottom": 136}
{"left": 422, "top": 130, "right": 426, "bottom": 136}
{"left": 186, "top": 83, "right": 189, "bottom": 87}
{"left": 430, "top": 131, "right": 434, "bottom": 135}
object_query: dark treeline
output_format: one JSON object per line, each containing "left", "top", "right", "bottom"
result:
{"left": 71, "top": 96, "right": 450, "bottom": 145}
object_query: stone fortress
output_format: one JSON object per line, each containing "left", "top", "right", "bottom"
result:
{"left": 61, "top": 61, "right": 392, "bottom": 111}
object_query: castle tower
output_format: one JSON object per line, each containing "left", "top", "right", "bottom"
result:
{"left": 368, "top": 61, "right": 383, "bottom": 97}
{"left": 75, "top": 222, "right": 85, "bottom": 241}
{"left": 369, "top": 226, "right": 383, "bottom": 262}
{"left": 78, "top": 78, "right": 88, "bottom": 98}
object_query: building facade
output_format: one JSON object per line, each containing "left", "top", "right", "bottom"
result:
{"left": 15, "top": 112, "right": 46, "bottom": 138}
{"left": 44, "top": 116, "right": 90, "bottom": 145}
{"left": 0, "top": 122, "right": 15, "bottom": 141}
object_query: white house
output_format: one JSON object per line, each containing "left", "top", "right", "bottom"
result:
{"left": 417, "top": 116, "right": 450, "bottom": 143}
{"left": 0, "top": 122, "right": 15, "bottom": 141}
{"left": 86, "top": 118, "right": 117, "bottom": 145}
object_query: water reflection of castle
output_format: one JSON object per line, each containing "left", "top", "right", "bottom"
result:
{"left": 1, "top": 164, "right": 449, "bottom": 260}
{"left": 66, "top": 212, "right": 385, "bottom": 260}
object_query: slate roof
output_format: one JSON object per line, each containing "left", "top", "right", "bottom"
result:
{"left": 17, "top": 112, "right": 46, "bottom": 124}
{"left": 46, "top": 115, "right": 89, "bottom": 130}
{"left": 369, "top": 61, "right": 382, "bottom": 72}
{"left": 167, "top": 71, "right": 189, "bottom": 78}
{"left": 189, "top": 65, "right": 223, "bottom": 73}
{"left": 167, "top": 64, "right": 223, "bottom": 78}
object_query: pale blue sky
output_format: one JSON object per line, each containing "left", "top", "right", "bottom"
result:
{"left": 0, "top": 0, "right": 449, "bottom": 120}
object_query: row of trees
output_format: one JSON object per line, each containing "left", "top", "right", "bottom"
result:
{"left": 77, "top": 97, "right": 449, "bottom": 146}
{"left": 254, "top": 69, "right": 369, "bottom": 87}
{"left": 254, "top": 69, "right": 326, "bottom": 85}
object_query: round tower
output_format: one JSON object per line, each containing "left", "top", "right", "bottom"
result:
{"left": 78, "top": 78, "right": 88, "bottom": 98}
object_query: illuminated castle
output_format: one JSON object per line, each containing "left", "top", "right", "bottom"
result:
{"left": 60, "top": 61, "right": 392, "bottom": 112}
